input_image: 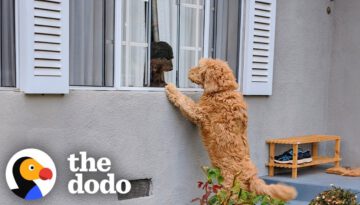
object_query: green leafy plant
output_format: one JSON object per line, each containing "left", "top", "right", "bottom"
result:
{"left": 310, "top": 185, "right": 359, "bottom": 205}
{"left": 192, "top": 166, "right": 286, "bottom": 205}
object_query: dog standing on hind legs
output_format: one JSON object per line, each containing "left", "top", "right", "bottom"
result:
{"left": 165, "top": 58, "right": 297, "bottom": 201}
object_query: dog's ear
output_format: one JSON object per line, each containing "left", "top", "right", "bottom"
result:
{"left": 203, "top": 59, "right": 238, "bottom": 93}
{"left": 150, "top": 59, "right": 159, "bottom": 72}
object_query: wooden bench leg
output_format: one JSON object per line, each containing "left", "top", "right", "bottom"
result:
{"left": 312, "top": 142, "right": 319, "bottom": 159}
{"left": 335, "top": 139, "right": 341, "bottom": 167}
{"left": 292, "top": 144, "right": 298, "bottom": 178}
{"left": 269, "top": 143, "right": 275, "bottom": 176}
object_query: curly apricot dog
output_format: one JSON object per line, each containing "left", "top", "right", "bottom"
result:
{"left": 165, "top": 58, "right": 297, "bottom": 201}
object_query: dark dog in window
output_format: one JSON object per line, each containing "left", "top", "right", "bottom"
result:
{"left": 150, "top": 42, "right": 174, "bottom": 87}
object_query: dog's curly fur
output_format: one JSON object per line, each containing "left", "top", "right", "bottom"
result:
{"left": 326, "top": 166, "right": 360, "bottom": 176}
{"left": 165, "top": 58, "right": 297, "bottom": 201}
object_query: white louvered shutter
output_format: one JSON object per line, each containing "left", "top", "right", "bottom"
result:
{"left": 19, "top": 0, "right": 69, "bottom": 94}
{"left": 242, "top": 0, "right": 276, "bottom": 95}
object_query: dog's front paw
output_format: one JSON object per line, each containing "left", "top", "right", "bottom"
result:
{"left": 165, "top": 83, "right": 180, "bottom": 106}
{"left": 165, "top": 83, "right": 179, "bottom": 97}
{"left": 165, "top": 83, "right": 177, "bottom": 93}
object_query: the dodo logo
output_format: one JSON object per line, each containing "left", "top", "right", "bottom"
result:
{"left": 5, "top": 148, "right": 56, "bottom": 200}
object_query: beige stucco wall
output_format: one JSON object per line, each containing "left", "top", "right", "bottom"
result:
{"left": 326, "top": 0, "right": 360, "bottom": 167}
{"left": 0, "top": 0, "right": 340, "bottom": 204}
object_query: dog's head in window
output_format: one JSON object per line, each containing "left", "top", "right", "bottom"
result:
{"left": 150, "top": 41, "right": 174, "bottom": 87}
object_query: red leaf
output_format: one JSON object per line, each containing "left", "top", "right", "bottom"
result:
{"left": 202, "top": 182, "right": 209, "bottom": 190}
{"left": 212, "top": 185, "right": 222, "bottom": 193}
{"left": 191, "top": 197, "right": 201, "bottom": 203}
{"left": 197, "top": 181, "right": 204, "bottom": 188}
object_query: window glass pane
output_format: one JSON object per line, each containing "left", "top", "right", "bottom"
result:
{"left": 121, "top": 46, "right": 147, "bottom": 87}
{"left": 69, "top": 0, "right": 114, "bottom": 87}
{"left": 121, "top": 0, "right": 149, "bottom": 87}
{"left": 178, "top": 0, "right": 204, "bottom": 88}
{"left": 212, "top": 0, "right": 241, "bottom": 78}
{"left": 182, "top": 0, "right": 204, "bottom": 5}
{"left": 156, "top": 0, "right": 177, "bottom": 86}
{"left": 180, "top": 3, "right": 204, "bottom": 47}
{"left": 0, "top": 0, "right": 16, "bottom": 87}
{"left": 121, "top": 0, "right": 204, "bottom": 88}
{"left": 179, "top": 50, "right": 199, "bottom": 88}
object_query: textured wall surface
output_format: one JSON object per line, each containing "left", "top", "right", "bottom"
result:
{"left": 0, "top": 0, "right": 341, "bottom": 204}
{"left": 247, "top": 0, "right": 334, "bottom": 174}
{"left": 0, "top": 91, "right": 208, "bottom": 205}
{"left": 326, "top": 0, "right": 360, "bottom": 167}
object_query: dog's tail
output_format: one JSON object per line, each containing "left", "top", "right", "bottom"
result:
{"left": 326, "top": 166, "right": 360, "bottom": 176}
{"left": 248, "top": 176, "right": 297, "bottom": 201}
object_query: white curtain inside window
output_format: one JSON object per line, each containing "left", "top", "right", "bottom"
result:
{"left": 178, "top": 0, "right": 204, "bottom": 88}
{"left": 121, "top": 0, "right": 204, "bottom": 88}
{"left": 121, "top": 0, "right": 148, "bottom": 87}
{"left": 0, "top": 0, "right": 16, "bottom": 87}
{"left": 157, "top": 0, "right": 177, "bottom": 85}
{"left": 212, "top": 0, "right": 241, "bottom": 77}
{"left": 157, "top": 0, "right": 204, "bottom": 88}
{"left": 70, "top": 0, "right": 114, "bottom": 87}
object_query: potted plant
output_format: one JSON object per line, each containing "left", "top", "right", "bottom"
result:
{"left": 192, "top": 167, "right": 285, "bottom": 205}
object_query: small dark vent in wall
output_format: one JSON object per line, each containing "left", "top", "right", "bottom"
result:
{"left": 117, "top": 178, "right": 152, "bottom": 200}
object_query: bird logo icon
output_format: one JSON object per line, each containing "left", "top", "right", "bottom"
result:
{"left": 6, "top": 149, "right": 56, "bottom": 201}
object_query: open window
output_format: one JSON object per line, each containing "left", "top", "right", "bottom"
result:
{"left": 69, "top": 0, "right": 115, "bottom": 87}
{"left": 15, "top": 0, "right": 276, "bottom": 94}
{"left": 120, "top": 0, "right": 207, "bottom": 89}
{"left": 120, "top": 0, "right": 245, "bottom": 89}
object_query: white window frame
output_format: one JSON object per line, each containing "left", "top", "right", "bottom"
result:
{"left": 70, "top": 0, "right": 245, "bottom": 92}
{"left": 4, "top": 0, "right": 250, "bottom": 93}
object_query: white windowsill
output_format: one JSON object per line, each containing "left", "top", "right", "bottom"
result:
{"left": 0, "top": 87, "right": 19, "bottom": 91}
{"left": 0, "top": 86, "right": 203, "bottom": 92}
{"left": 0, "top": 86, "right": 244, "bottom": 93}
{"left": 70, "top": 86, "right": 203, "bottom": 92}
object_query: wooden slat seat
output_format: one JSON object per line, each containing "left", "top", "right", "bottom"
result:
{"left": 266, "top": 135, "right": 340, "bottom": 144}
{"left": 266, "top": 135, "right": 341, "bottom": 178}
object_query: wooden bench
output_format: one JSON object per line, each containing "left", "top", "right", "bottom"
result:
{"left": 266, "top": 135, "right": 341, "bottom": 178}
